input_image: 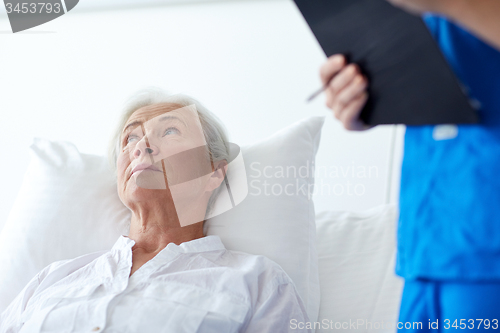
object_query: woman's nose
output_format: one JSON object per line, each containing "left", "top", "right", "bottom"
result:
{"left": 133, "top": 137, "right": 159, "bottom": 158}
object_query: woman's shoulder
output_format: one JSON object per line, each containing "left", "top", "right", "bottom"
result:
{"left": 221, "top": 249, "right": 293, "bottom": 286}
{"left": 218, "top": 250, "right": 304, "bottom": 315}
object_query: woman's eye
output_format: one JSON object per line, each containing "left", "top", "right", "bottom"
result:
{"left": 163, "top": 127, "right": 180, "bottom": 136}
{"left": 126, "top": 135, "right": 138, "bottom": 144}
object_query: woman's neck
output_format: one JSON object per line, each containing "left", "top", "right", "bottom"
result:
{"left": 128, "top": 210, "right": 204, "bottom": 254}
{"left": 127, "top": 216, "right": 204, "bottom": 276}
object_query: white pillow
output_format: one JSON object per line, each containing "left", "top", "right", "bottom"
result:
{"left": 0, "top": 139, "right": 131, "bottom": 311}
{"left": 315, "top": 204, "right": 404, "bottom": 333}
{"left": 0, "top": 116, "right": 324, "bottom": 324}
{"left": 205, "top": 116, "right": 323, "bottom": 324}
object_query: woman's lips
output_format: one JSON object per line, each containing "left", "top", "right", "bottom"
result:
{"left": 131, "top": 163, "right": 161, "bottom": 176}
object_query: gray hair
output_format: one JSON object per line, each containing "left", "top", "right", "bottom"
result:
{"left": 109, "top": 88, "right": 230, "bottom": 216}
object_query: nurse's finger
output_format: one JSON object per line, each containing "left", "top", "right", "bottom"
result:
{"left": 333, "top": 73, "right": 368, "bottom": 110}
{"left": 326, "top": 64, "right": 361, "bottom": 101}
{"left": 339, "top": 92, "right": 369, "bottom": 131}
{"left": 320, "top": 54, "right": 346, "bottom": 85}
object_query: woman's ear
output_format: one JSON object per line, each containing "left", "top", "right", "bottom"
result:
{"left": 205, "top": 159, "right": 228, "bottom": 192}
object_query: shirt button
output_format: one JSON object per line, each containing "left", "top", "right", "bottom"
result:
{"left": 91, "top": 327, "right": 100, "bottom": 332}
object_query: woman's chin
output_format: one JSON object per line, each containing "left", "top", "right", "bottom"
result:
{"left": 126, "top": 182, "right": 169, "bottom": 204}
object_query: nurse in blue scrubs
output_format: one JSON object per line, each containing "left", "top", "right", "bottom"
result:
{"left": 319, "top": 0, "right": 500, "bottom": 330}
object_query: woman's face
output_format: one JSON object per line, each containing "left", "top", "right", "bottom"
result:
{"left": 116, "top": 103, "right": 215, "bottom": 221}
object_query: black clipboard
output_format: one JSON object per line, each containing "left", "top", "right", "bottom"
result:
{"left": 294, "top": 0, "right": 478, "bottom": 125}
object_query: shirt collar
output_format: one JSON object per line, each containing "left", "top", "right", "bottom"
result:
{"left": 111, "top": 235, "right": 136, "bottom": 251}
{"left": 165, "top": 235, "right": 226, "bottom": 254}
{"left": 111, "top": 235, "right": 226, "bottom": 254}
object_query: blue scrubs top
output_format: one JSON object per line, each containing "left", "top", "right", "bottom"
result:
{"left": 396, "top": 14, "right": 500, "bottom": 280}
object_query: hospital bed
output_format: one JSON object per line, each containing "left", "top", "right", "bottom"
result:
{"left": 0, "top": 0, "right": 406, "bottom": 331}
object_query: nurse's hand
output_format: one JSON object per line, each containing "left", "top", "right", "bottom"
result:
{"left": 319, "top": 54, "right": 370, "bottom": 131}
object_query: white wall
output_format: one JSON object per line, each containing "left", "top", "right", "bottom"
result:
{"left": 0, "top": 0, "right": 400, "bottom": 231}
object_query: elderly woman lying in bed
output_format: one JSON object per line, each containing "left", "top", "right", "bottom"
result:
{"left": 0, "top": 91, "right": 310, "bottom": 333}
